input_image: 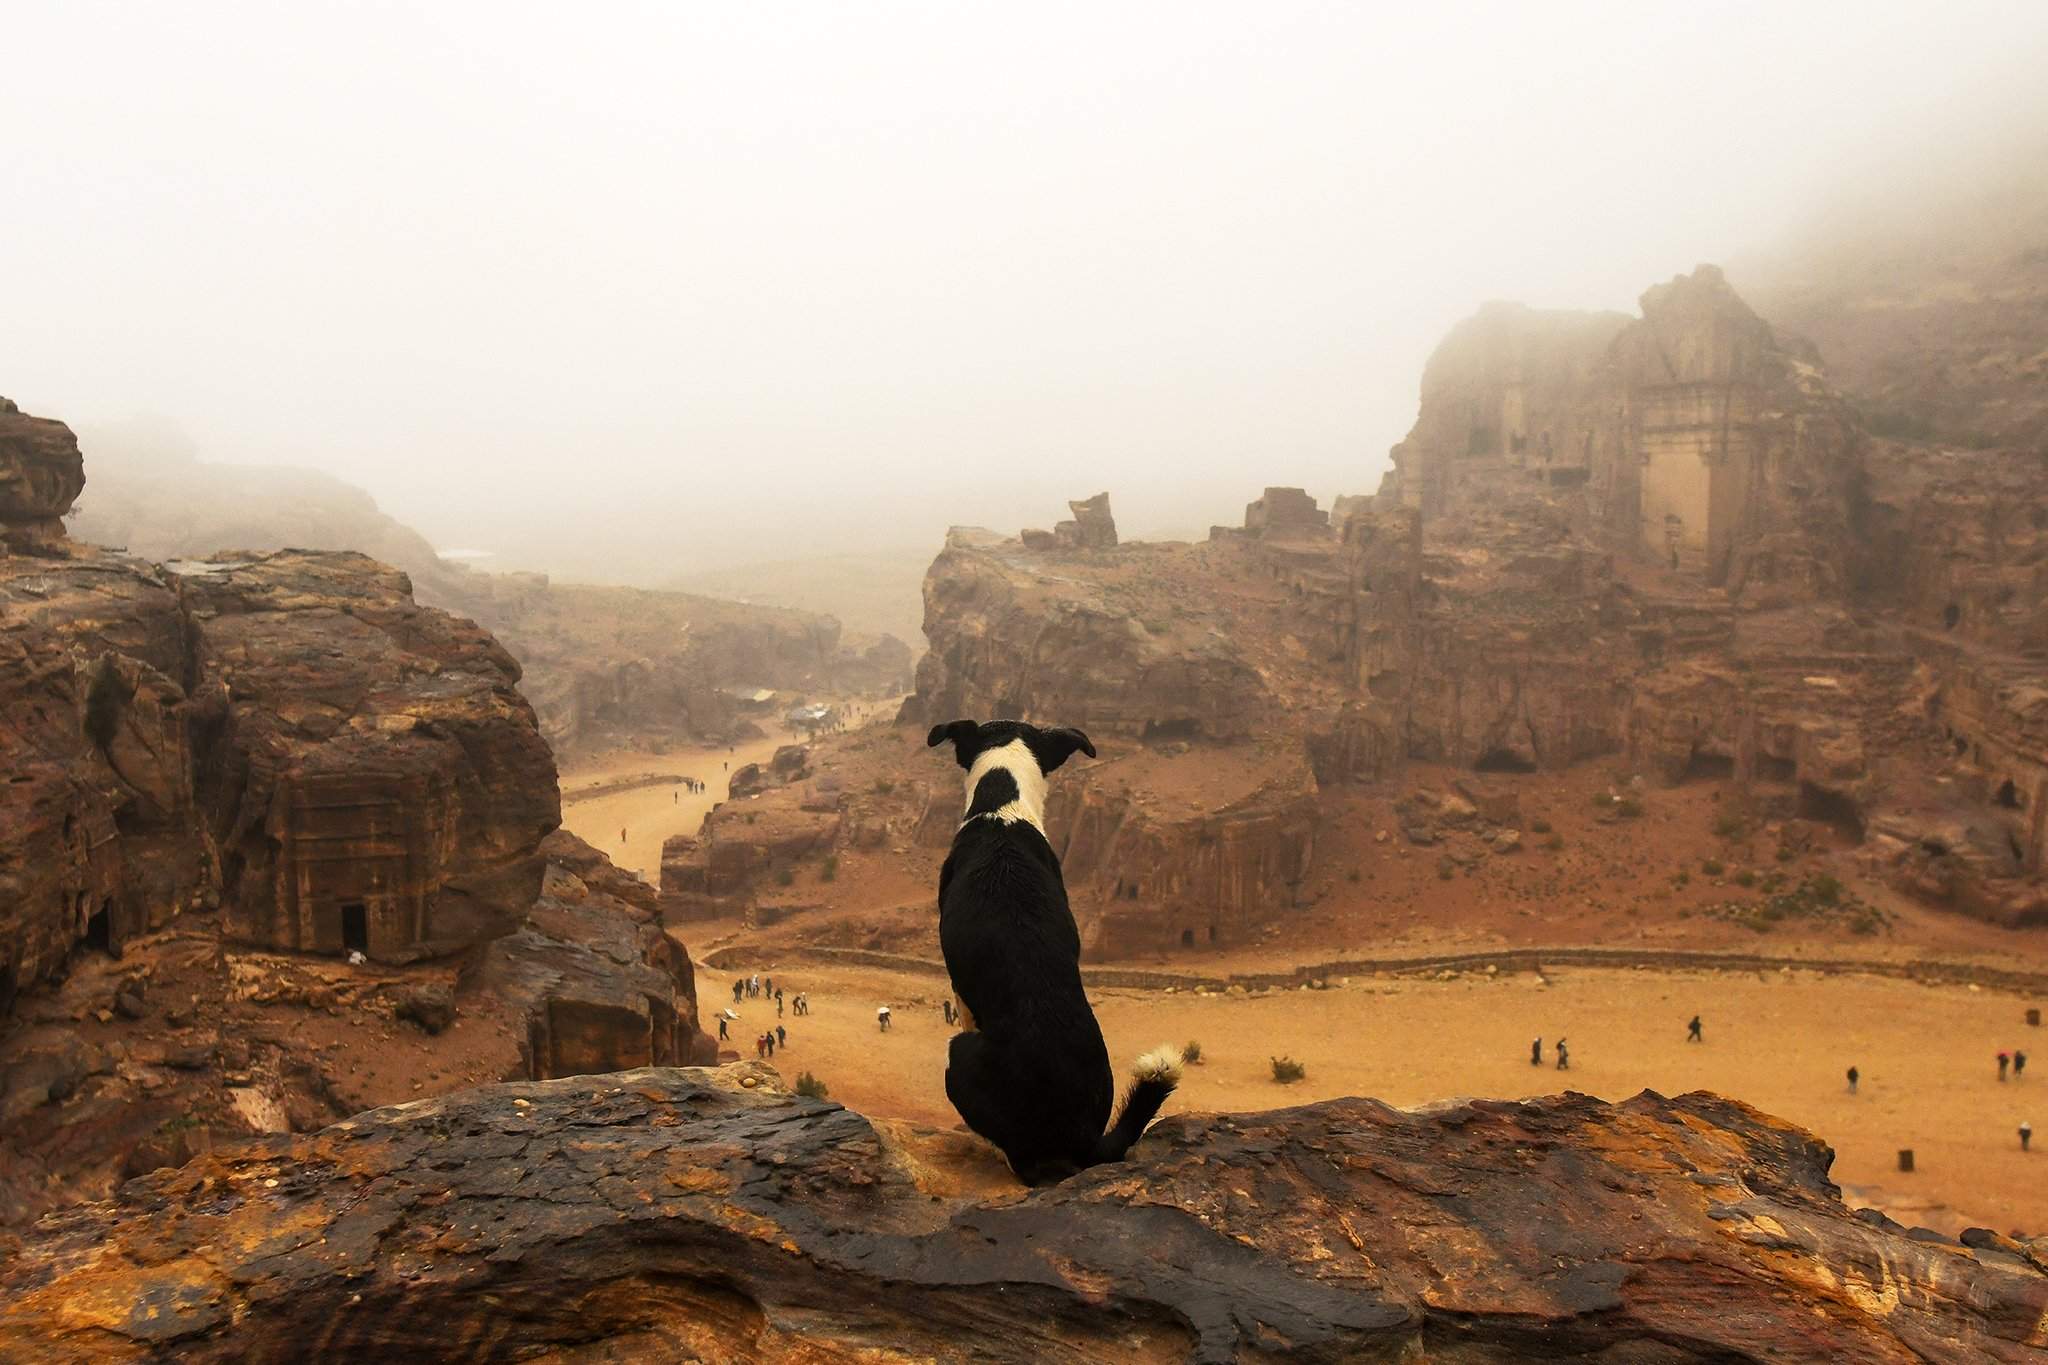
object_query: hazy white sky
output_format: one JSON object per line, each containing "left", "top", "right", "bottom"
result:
{"left": 5, "top": 2, "right": 2046, "bottom": 581}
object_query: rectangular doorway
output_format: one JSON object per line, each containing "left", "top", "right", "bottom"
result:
{"left": 341, "top": 902, "right": 369, "bottom": 956}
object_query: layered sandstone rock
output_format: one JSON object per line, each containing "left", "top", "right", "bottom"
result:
{"left": 471, "top": 830, "right": 717, "bottom": 1076}
{"left": 4, "top": 1066, "right": 2041, "bottom": 1362}
{"left": 175, "top": 549, "right": 560, "bottom": 961}
{"left": 0, "top": 397, "right": 86, "bottom": 551}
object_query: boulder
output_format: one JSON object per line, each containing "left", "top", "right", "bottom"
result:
{"left": 0, "top": 396, "right": 86, "bottom": 549}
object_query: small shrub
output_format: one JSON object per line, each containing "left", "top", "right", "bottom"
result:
{"left": 1271, "top": 1056, "right": 1306, "bottom": 1083}
{"left": 1616, "top": 796, "right": 1645, "bottom": 819}
{"left": 1809, "top": 873, "right": 1843, "bottom": 906}
{"left": 820, "top": 855, "right": 839, "bottom": 883}
{"left": 1529, "top": 818, "right": 1552, "bottom": 835}
{"left": 1346, "top": 868, "right": 1361, "bottom": 883}
{"left": 1591, "top": 792, "right": 1617, "bottom": 810}
{"left": 1712, "top": 812, "right": 1747, "bottom": 840}
{"left": 774, "top": 866, "right": 795, "bottom": 888}
{"left": 1702, "top": 858, "right": 1724, "bottom": 876}
{"left": 1849, "top": 911, "right": 1883, "bottom": 935}
{"left": 873, "top": 778, "right": 896, "bottom": 795}
{"left": 1545, "top": 833, "right": 1565, "bottom": 851}
{"left": 1734, "top": 869, "right": 1756, "bottom": 888}
{"left": 794, "top": 1072, "right": 829, "bottom": 1099}
{"left": 1183, "top": 1040, "right": 1203, "bottom": 1065}
{"left": 1673, "top": 870, "right": 1691, "bottom": 887}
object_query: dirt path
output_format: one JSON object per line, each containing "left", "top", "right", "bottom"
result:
{"left": 707, "top": 957, "right": 2043, "bottom": 1237}
{"left": 558, "top": 731, "right": 794, "bottom": 883}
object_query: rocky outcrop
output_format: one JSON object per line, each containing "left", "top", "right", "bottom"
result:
{"left": 905, "top": 531, "right": 1275, "bottom": 741}
{"left": 0, "top": 397, "right": 86, "bottom": 551}
{"left": 1022, "top": 491, "right": 1119, "bottom": 551}
{"left": 1382, "top": 265, "right": 1861, "bottom": 601}
{"left": 176, "top": 550, "right": 559, "bottom": 961}
{"left": 470, "top": 830, "right": 717, "bottom": 1076}
{"left": 5, "top": 1066, "right": 2042, "bottom": 1362}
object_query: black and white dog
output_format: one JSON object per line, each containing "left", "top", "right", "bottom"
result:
{"left": 927, "top": 718, "right": 1181, "bottom": 1185}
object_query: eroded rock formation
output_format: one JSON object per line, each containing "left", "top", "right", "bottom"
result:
{"left": 3, "top": 1065, "right": 2041, "bottom": 1362}
{"left": 0, "top": 397, "right": 87, "bottom": 551}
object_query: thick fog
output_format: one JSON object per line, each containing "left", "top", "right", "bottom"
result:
{"left": 4, "top": 2, "right": 2045, "bottom": 584}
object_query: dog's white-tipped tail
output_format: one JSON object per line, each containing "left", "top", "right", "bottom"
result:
{"left": 1133, "top": 1044, "right": 1184, "bottom": 1086}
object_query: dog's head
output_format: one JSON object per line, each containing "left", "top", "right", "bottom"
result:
{"left": 926, "top": 718, "right": 1096, "bottom": 775}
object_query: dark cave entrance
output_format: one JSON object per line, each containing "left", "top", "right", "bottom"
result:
{"left": 84, "top": 902, "right": 113, "bottom": 955}
{"left": 1943, "top": 602, "right": 1961, "bottom": 630}
{"left": 1681, "top": 750, "right": 1736, "bottom": 782}
{"left": 1143, "top": 717, "right": 1202, "bottom": 744}
{"left": 1798, "top": 783, "right": 1866, "bottom": 843}
{"left": 1180, "top": 929, "right": 1195, "bottom": 949}
{"left": 1997, "top": 780, "right": 2021, "bottom": 810}
{"left": 1473, "top": 748, "right": 1537, "bottom": 774}
{"left": 341, "top": 902, "right": 370, "bottom": 956}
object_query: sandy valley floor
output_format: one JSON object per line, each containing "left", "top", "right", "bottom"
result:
{"left": 706, "top": 956, "right": 2044, "bottom": 1237}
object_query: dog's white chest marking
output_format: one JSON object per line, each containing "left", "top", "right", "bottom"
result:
{"left": 961, "top": 739, "right": 1048, "bottom": 834}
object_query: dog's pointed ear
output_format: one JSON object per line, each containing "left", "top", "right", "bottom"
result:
{"left": 927, "top": 719, "right": 980, "bottom": 767}
{"left": 1032, "top": 726, "right": 1096, "bottom": 773}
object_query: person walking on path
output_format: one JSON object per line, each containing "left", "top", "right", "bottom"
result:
{"left": 1530, "top": 1037, "right": 1542, "bottom": 1066}
{"left": 776, "top": 989, "right": 785, "bottom": 1018}
{"left": 755, "top": 1034, "right": 767, "bottom": 1060}
{"left": 877, "top": 1005, "right": 892, "bottom": 1032}
{"left": 620, "top": 827, "right": 627, "bottom": 843}
{"left": 1555, "top": 1039, "right": 1570, "bottom": 1071}
{"left": 2022, "top": 1121, "right": 2033, "bottom": 1152}
{"left": 2000, "top": 1051, "right": 2011, "bottom": 1082}
{"left": 717, "top": 1016, "right": 729, "bottom": 1042}
{"left": 2017, "top": 1050, "right": 2029, "bottom": 1080}
{"left": 765, "top": 1032, "right": 776, "bottom": 1058}
{"left": 732, "top": 979, "right": 743, "bottom": 1005}
{"left": 776, "top": 1025, "right": 786, "bottom": 1048}
{"left": 1846, "top": 1065, "right": 1859, "bottom": 1094}
{"left": 1687, "top": 1015, "right": 1703, "bottom": 1043}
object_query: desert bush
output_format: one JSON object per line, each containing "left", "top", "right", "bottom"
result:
{"left": 873, "top": 778, "right": 895, "bottom": 795}
{"left": 774, "top": 865, "right": 795, "bottom": 888}
{"left": 1712, "top": 811, "right": 1748, "bottom": 840}
{"left": 794, "top": 1072, "right": 829, "bottom": 1099}
{"left": 1271, "top": 1056, "right": 1306, "bottom": 1083}
{"left": 1529, "top": 818, "right": 1552, "bottom": 834}
{"left": 1183, "top": 1040, "right": 1203, "bottom": 1065}
{"left": 1701, "top": 858, "right": 1724, "bottom": 876}
{"left": 1616, "top": 796, "right": 1645, "bottom": 819}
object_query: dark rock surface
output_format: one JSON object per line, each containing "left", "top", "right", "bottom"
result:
{"left": 2, "top": 1067, "right": 2041, "bottom": 1362}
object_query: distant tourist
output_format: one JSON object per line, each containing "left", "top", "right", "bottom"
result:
{"left": 765, "top": 1032, "right": 776, "bottom": 1058}
{"left": 796, "top": 993, "right": 809, "bottom": 1016}
{"left": 942, "top": 999, "right": 955, "bottom": 1026}
{"left": 775, "top": 988, "right": 785, "bottom": 1017}
{"left": 2017, "top": 1050, "right": 2029, "bottom": 1080}
{"left": 1555, "top": 1038, "right": 1570, "bottom": 1071}
{"left": 1687, "top": 1015, "right": 1703, "bottom": 1043}
{"left": 877, "top": 1005, "right": 892, "bottom": 1032}
{"left": 717, "top": 1016, "right": 729, "bottom": 1041}
{"left": 1846, "top": 1065, "right": 1859, "bottom": 1094}
{"left": 776, "top": 1025, "right": 786, "bottom": 1047}
{"left": 2000, "top": 1051, "right": 2011, "bottom": 1082}
{"left": 765, "top": 976, "right": 774, "bottom": 997}
{"left": 2023, "top": 1121, "right": 2033, "bottom": 1152}
{"left": 620, "top": 827, "right": 626, "bottom": 843}
{"left": 755, "top": 1034, "right": 767, "bottom": 1059}
{"left": 732, "top": 979, "right": 744, "bottom": 1005}
{"left": 1530, "top": 1037, "right": 1542, "bottom": 1067}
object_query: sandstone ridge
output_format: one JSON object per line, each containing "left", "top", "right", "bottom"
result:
{"left": 1, "top": 1064, "right": 2040, "bottom": 1363}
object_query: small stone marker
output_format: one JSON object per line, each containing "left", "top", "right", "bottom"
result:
{"left": 1897, "top": 1149, "right": 1914, "bottom": 1173}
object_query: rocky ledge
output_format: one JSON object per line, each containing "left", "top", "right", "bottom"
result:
{"left": 2, "top": 1069, "right": 2041, "bottom": 1363}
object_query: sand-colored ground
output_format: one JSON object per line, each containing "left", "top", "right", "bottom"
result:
{"left": 558, "top": 701, "right": 896, "bottom": 883}
{"left": 705, "top": 956, "right": 2044, "bottom": 1236}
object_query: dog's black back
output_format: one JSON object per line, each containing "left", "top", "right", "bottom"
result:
{"left": 928, "top": 719, "right": 1179, "bottom": 1184}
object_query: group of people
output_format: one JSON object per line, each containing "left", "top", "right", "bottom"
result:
{"left": 1529, "top": 1036, "right": 1569, "bottom": 1070}
{"left": 718, "top": 973, "right": 808, "bottom": 1055}
{"left": 675, "top": 776, "right": 707, "bottom": 799}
